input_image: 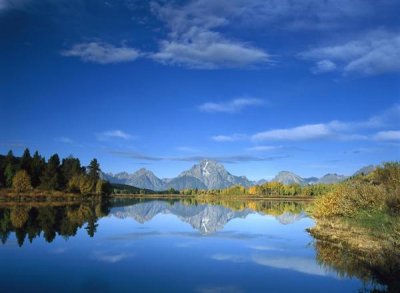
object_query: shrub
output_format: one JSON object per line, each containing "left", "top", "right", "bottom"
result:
{"left": 12, "top": 170, "right": 32, "bottom": 193}
{"left": 312, "top": 182, "right": 385, "bottom": 218}
{"left": 79, "top": 176, "right": 95, "bottom": 195}
{"left": 67, "top": 175, "right": 81, "bottom": 193}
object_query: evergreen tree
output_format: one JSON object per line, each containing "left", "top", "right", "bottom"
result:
{"left": 87, "top": 159, "right": 100, "bottom": 182}
{"left": 0, "top": 155, "right": 5, "bottom": 187}
{"left": 40, "top": 154, "right": 61, "bottom": 190}
{"left": 4, "top": 163, "right": 15, "bottom": 187}
{"left": 20, "top": 148, "right": 32, "bottom": 176}
{"left": 60, "top": 156, "right": 83, "bottom": 189}
{"left": 31, "top": 151, "right": 45, "bottom": 188}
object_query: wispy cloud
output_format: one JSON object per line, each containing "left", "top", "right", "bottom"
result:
{"left": 252, "top": 123, "right": 335, "bottom": 141}
{"left": 300, "top": 29, "right": 400, "bottom": 75}
{"left": 176, "top": 146, "right": 198, "bottom": 152}
{"left": 199, "top": 98, "right": 264, "bottom": 113}
{"left": 61, "top": 42, "right": 141, "bottom": 64}
{"left": 109, "top": 150, "right": 286, "bottom": 163}
{"left": 151, "top": 1, "right": 270, "bottom": 69}
{"left": 373, "top": 130, "right": 400, "bottom": 141}
{"left": 96, "top": 130, "right": 135, "bottom": 141}
{"left": 152, "top": 34, "right": 270, "bottom": 69}
{"left": 214, "top": 104, "right": 400, "bottom": 142}
{"left": 55, "top": 136, "right": 74, "bottom": 144}
{"left": 92, "top": 251, "right": 133, "bottom": 264}
{"left": 246, "top": 146, "right": 282, "bottom": 152}
{"left": 211, "top": 134, "right": 247, "bottom": 142}
{"left": 311, "top": 60, "right": 336, "bottom": 74}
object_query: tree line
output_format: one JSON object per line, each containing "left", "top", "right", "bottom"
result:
{"left": 0, "top": 149, "right": 111, "bottom": 195}
{"left": 179, "top": 181, "right": 334, "bottom": 197}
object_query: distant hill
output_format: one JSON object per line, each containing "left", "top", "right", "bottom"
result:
{"left": 353, "top": 165, "right": 376, "bottom": 176}
{"left": 318, "top": 173, "right": 347, "bottom": 184}
{"left": 110, "top": 183, "right": 155, "bottom": 194}
{"left": 272, "top": 171, "right": 306, "bottom": 185}
{"left": 102, "top": 168, "right": 165, "bottom": 191}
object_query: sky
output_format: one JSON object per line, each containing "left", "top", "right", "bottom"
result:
{"left": 0, "top": 0, "right": 399, "bottom": 180}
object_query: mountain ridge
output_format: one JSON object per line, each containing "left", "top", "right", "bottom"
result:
{"left": 103, "top": 161, "right": 375, "bottom": 190}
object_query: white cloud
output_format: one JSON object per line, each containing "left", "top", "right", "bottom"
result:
{"left": 92, "top": 252, "right": 133, "bottom": 264}
{"left": 151, "top": 1, "right": 270, "bottom": 69}
{"left": 215, "top": 104, "right": 400, "bottom": 142}
{"left": 61, "top": 42, "right": 141, "bottom": 64}
{"left": 56, "top": 137, "right": 74, "bottom": 144}
{"left": 153, "top": 32, "right": 270, "bottom": 69}
{"left": 374, "top": 130, "right": 400, "bottom": 141}
{"left": 199, "top": 98, "right": 264, "bottom": 113}
{"left": 252, "top": 123, "right": 333, "bottom": 141}
{"left": 246, "top": 146, "right": 281, "bottom": 152}
{"left": 97, "top": 130, "right": 134, "bottom": 141}
{"left": 151, "top": 0, "right": 375, "bottom": 33}
{"left": 300, "top": 30, "right": 400, "bottom": 75}
{"left": 311, "top": 60, "right": 336, "bottom": 74}
{"left": 211, "top": 134, "right": 247, "bottom": 142}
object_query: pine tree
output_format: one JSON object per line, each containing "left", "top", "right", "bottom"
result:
{"left": 4, "top": 163, "right": 15, "bottom": 187}
{"left": 40, "top": 154, "right": 61, "bottom": 190}
{"left": 87, "top": 159, "right": 100, "bottom": 182}
{"left": 31, "top": 151, "right": 45, "bottom": 188}
{"left": 60, "top": 156, "right": 83, "bottom": 189}
{"left": 20, "top": 148, "right": 32, "bottom": 176}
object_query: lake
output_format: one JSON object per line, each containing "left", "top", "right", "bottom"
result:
{"left": 0, "top": 198, "right": 388, "bottom": 292}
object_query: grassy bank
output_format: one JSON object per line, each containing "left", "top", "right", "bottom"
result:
{"left": 308, "top": 162, "right": 400, "bottom": 291}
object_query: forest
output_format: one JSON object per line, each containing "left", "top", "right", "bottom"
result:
{"left": 0, "top": 149, "right": 111, "bottom": 196}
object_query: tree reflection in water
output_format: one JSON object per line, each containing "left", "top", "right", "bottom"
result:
{"left": 0, "top": 199, "right": 110, "bottom": 246}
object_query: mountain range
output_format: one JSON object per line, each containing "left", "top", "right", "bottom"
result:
{"left": 102, "top": 159, "right": 376, "bottom": 191}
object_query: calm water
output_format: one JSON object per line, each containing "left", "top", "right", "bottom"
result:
{"left": 0, "top": 199, "right": 385, "bottom": 292}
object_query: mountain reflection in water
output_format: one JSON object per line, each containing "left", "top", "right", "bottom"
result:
{"left": 0, "top": 198, "right": 396, "bottom": 292}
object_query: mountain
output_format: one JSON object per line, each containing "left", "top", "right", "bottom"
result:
{"left": 103, "top": 160, "right": 253, "bottom": 190}
{"left": 103, "top": 160, "right": 358, "bottom": 191}
{"left": 272, "top": 171, "right": 306, "bottom": 185}
{"left": 102, "top": 168, "right": 165, "bottom": 191}
{"left": 269, "top": 171, "right": 346, "bottom": 185}
{"left": 178, "top": 160, "right": 253, "bottom": 189}
{"left": 318, "top": 173, "right": 347, "bottom": 184}
{"left": 165, "top": 175, "right": 207, "bottom": 190}
{"left": 353, "top": 165, "right": 376, "bottom": 176}
{"left": 304, "top": 177, "right": 319, "bottom": 184}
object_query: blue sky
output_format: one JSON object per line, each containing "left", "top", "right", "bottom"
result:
{"left": 0, "top": 0, "right": 399, "bottom": 180}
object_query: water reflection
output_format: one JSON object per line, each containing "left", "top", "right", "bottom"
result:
{"left": 112, "top": 198, "right": 308, "bottom": 234}
{"left": 0, "top": 199, "right": 109, "bottom": 246}
{"left": 310, "top": 221, "right": 400, "bottom": 292}
{"left": 0, "top": 198, "right": 396, "bottom": 292}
